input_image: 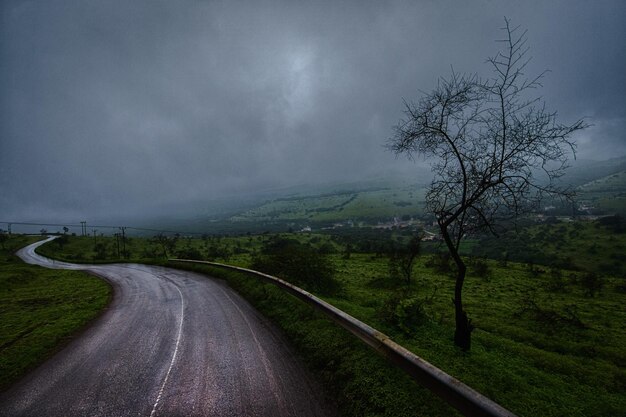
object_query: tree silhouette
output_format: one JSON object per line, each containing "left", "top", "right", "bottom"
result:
{"left": 389, "top": 19, "right": 587, "bottom": 350}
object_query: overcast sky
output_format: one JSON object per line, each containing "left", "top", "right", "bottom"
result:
{"left": 1, "top": 0, "right": 625, "bottom": 222}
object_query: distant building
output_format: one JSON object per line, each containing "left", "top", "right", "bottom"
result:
{"left": 421, "top": 231, "right": 439, "bottom": 241}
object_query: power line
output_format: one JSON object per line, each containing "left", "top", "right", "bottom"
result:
{"left": 0, "top": 221, "right": 208, "bottom": 236}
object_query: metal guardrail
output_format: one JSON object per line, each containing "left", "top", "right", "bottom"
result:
{"left": 169, "top": 259, "right": 517, "bottom": 417}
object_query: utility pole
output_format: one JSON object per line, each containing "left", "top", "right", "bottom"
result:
{"left": 93, "top": 229, "right": 98, "bottom": 246}
{"left": 80, "top": 221, "right": 87, "bottom": 237}
{"left": 7, "top": 223, "right": 11, "bottom": 235}
{"left": 114, "top": 233, "right": 120, "bottom": 258}
{"left": 119, "top": 227, "right": 126, "bottom": 259}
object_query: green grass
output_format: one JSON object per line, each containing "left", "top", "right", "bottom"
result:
{"left": 35, "top": 230, "right": 626, "bottom": 416}
{"left": 472, "top": 219, "right": 626, "bottom": 276}
{"left": 168, "top": 256, "right": 626, "bottom": 417}
{"left": 0, "top": 235, "right": 112, "bottom": 391}
{"left": 326, "top": 254, "right": 626, "bottom": 416}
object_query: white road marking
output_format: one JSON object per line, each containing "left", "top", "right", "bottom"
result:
{"left": 149, "top": 283, "right": 185, "bottom": 417}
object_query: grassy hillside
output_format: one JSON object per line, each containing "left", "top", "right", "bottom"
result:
{"left": 0, "top": 235, "right": 111, "bottom": 391}
{"left": 564, "top": 156, "right": 626, "bottom": 187}
{"left": 577, "top": 170, "right": 626, "bottom": 215}
{"left": 230, "top": 184, "right": 426, "bottom": 224}
{"left": 324, "top": 254, "right": 625, "bottom": 416}
{"left": 471, "top": 217, "right": 626, "bottom": 276}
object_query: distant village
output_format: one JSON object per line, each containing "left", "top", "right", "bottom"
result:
{"left": 295, "top": 199, "right": 615, "bottom": 242}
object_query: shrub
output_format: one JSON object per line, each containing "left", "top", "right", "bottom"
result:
{"left": 469, "top": 257, "right": 491, "bottom": 280}
{"left": 93, "top": 243, "right": 107, "bottom": 260}
{"left": 580, "top": 272, "right": 603, "bottom": 297}
{"left": 378, "top": 293, "right": 428, "bottom": 335}
{"left": 251, "top": 237, "right": 338, "bottom": 294}
{"left": 425, "top": 253, "right": 453, "bottom": 274}
{"left": 514, "top": 296, "right": 586, "bottom": 330}
{"left": 206, "top": 245, "right": 231, "bottom": 261}
{"left": 56, "top": 234, "right": 69, "bottom": 249}
{"left": 176, "top": 247, "right": 204, "bottom": 260}
{"left": 546, "top": 268, "right": 567, "bottom": 292}
{"left": 318, "top": 242, "right": 337, "bottom": 254}
{"left": 597, "top": 215, "right": 625, "bottom": 233}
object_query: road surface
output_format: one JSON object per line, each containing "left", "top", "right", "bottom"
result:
{"left": 0, "top": 237, "right": 335, "bottom": 416}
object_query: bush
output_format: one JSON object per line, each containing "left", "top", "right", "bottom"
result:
{"left": 176, "top": 247, "right": 204, "bottom": 260}
{"left": 56, "top": 234, "right": 69, "bottom": 249}
{"left": 378, "top": 293, "right": 428, "bottom": 335}
{"left": 206, "top": 245, "right": 231, "bottom": 261}
{"left": 514, "top": 296, "right": 586, "bottom": 330}
{"left": 93, "top": 243, "right": 107, "bottom": 260}
{"left": 580, "top": 272, "right": 603, "bottom": 297}
{"left": 318, "top": 242, "right": 337, "bottom": 254}
{"left": 597, "top": 215, "right": 625, "bottom": 233}
{"left": 546, "top": 268, "right": 567, "bottom": 292}
{"left": 251, "top": 237, "right": 338, "bottom": 294}
{"left": 425, "top": 253, "right": 453, "bottom": 274}
{"left": 469, "top": 257, "right": 491, "bottom": 280}
{"left": 394, "top": 297, "right": 428, "bottom": 334}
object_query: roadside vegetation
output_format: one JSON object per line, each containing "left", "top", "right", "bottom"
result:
{"left": 0, "top": 235, "right": 111, "bottom": 391}
{"left": 33, "top": 219, "right": 626, "bottom": 416}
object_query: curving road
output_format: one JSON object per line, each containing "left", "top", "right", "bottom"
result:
{"left": 0, "top": 238, "right": 335, "bottom": 417}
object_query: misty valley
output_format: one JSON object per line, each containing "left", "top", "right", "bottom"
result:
{"left": 2, "top": 156, "right": 626, "bottom": 416}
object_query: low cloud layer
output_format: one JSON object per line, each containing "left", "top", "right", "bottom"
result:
{"left": 1, "top": 0, "right": 625, "bottom": 222}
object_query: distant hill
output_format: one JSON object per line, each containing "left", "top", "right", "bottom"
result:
{"left": 229, "top": 182, "right": 426, "bottom": 225}
{"left": 576, "top": 170, "right": 626, "bottom": 215}
{"left": 564, "top": 156, "right": 626, "bottom": 186}
{"left": 136, "top": 156, "right": 626, "bottom": 234}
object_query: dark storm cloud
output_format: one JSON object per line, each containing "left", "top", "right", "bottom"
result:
{"left": 1, "top": 0, "right": 625, "bottom": 221}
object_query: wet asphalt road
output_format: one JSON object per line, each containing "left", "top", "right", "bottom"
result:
{"left": 0, "top": 238, "right": 334, "bottom": 417}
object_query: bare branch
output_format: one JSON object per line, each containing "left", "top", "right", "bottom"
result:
{"left": 390, "top": 17, "right": 587, "bottom": 246}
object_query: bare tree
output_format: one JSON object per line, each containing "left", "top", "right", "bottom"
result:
{"left": 389, "top": 19, "right": 587, "bottom": 350}
{"left": 389, "top": 235, "right": 421, "bottom": 286}
{"left": 152, "top": 233, "right": 178, "bottom": 258}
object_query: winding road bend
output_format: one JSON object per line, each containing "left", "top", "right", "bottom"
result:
{"left": 0, "top": 237, "right": 335, "bottom": 417}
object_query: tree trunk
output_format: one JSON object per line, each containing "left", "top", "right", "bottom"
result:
{"left": 453, "top": 262, "right": 473, "bottom": 351}
{"left": 441, "top": 226, "right": 474, "bottom": 351}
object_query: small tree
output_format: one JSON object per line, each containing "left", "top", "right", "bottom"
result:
{"left": 56, "top": 234, "right": 69, "bottom": 249}
{"left": 581, "top": 272, "right": 603, "bottom": 297}
{"left": 152, "top": 233, "right": 178, "bottom": 258}
{"left": 0, "top": 231, "right": 7, "bottom": 250}
{"left": 94, "top": 242, "right": 107, "bottom": 260}
{"left": 388, "top": 236, "right": 421, "bottom": 286}
{"left": 251, "top": 237, "right": 338, "bottom": 294}
{"left": 390, "top": 19, "right": 587, "bottom": 350}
